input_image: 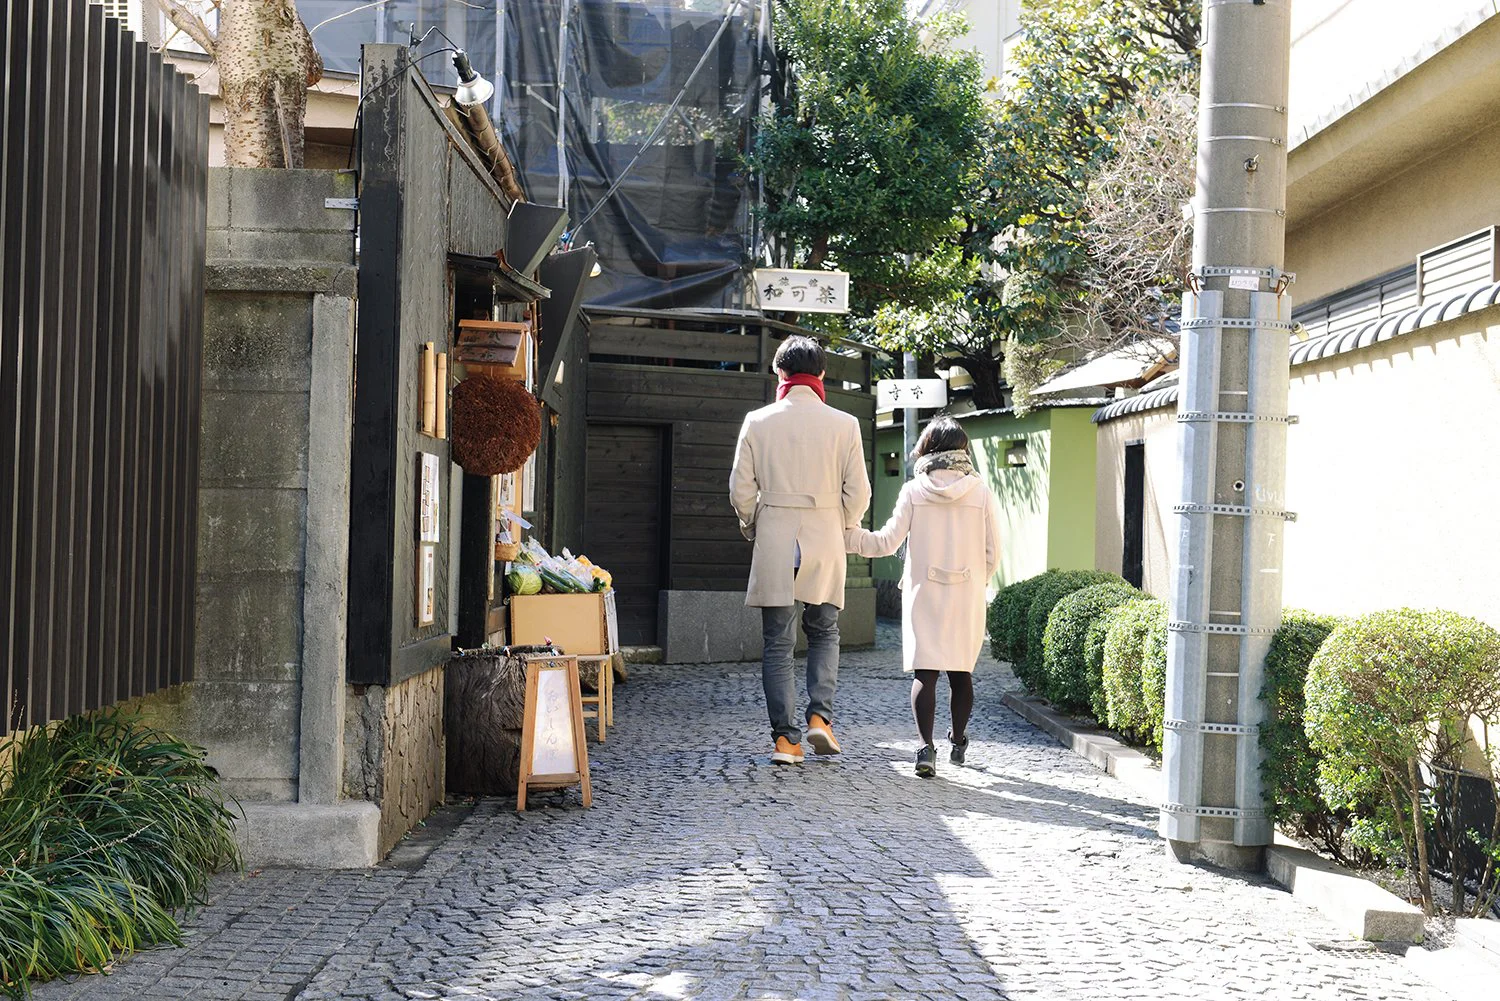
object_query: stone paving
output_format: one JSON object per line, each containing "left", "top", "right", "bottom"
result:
{"left": 36, "top": 624, "right": 1448, "bottom": 1001}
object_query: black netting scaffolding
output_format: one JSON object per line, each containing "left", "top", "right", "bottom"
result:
{"left": 500, "top": 0, "right": 766, "bottom": 310}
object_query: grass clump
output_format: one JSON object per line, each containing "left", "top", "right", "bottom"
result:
{"left": 0, "top": 710, "right": 239, "bottom": 996}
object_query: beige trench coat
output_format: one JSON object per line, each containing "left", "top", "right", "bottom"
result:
{"left": 730, "top": 386, "right": 872, "bottom": 608}
{"left": 845, "top": 469, "right": 1002, "bottom": 672}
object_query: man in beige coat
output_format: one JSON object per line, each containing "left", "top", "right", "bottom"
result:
{"left": 730, "top": 336, "right": 872, "bottom": 765}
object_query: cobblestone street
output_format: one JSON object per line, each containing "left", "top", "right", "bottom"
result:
{"left": 37, "top": 628, "right": 1446, "bottom": 1001}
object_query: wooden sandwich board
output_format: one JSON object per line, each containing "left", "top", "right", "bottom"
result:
{"left": 516, "top": 654, "right": 592, "bottom": 811}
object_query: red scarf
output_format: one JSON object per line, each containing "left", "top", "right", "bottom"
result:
{"left": 776, "top": 373, "right": 826, "bottom": 402}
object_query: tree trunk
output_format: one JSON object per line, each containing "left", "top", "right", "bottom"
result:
{"left": 961, "top": 351, "right": 1005, "bottom": 411}
{"left": 218, "top": 0, "right": 322, "bottom": 168}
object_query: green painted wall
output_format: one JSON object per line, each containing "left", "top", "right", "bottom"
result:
{"left": 1043, "top": 407, "right": 1098, "bottom": 574}
{"left": 872, "top": 427, "right": 906, "bottom": 581}
{"left": 872, "top": 406, "right": 1098, "bottom": 592}
{"left": 965, "top": 410, "right": 1053, "bottom": 590}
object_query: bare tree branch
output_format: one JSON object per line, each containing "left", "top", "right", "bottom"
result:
{"left": 159, "top": 0, "right": 217, "bottom": 58}
{"left": 1058, "top": 80, "right": 1198, "bottom": 360}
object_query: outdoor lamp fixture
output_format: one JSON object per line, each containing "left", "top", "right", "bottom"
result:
{"left": 1005, "top": 442, "right": 1028, "bottom": 468}
{"left": 883, "top": 452, "right": 901, "bottom": 476}
{"left": 452, "top": 51, "right": 494, "bottom": 108}
{"left": 405, "top": 24, "right": 497, "bottom": 110}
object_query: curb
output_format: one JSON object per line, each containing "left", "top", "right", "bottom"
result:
{"left": 1000, "top": 691, "right": 1425, "bottom": 943}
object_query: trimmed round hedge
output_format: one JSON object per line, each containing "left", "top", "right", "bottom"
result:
{"left": 1021, "top": 570, "right": 1123, "bottom": 693}
{"left": 1099, "top": 597, "right": 1168, "bottom": 749}
{"left": 1041, "top": 581, "right": 1141, "bottom": 714}
{"left": 987, "top": 570, "right": 1062, "bottom": 669}
{"left": 1257, "top": 610, "right": 1344, "bottom": 849}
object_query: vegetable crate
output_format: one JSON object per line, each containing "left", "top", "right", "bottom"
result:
{"left": 508, "top": 591, "right": 619, "bottom": 656}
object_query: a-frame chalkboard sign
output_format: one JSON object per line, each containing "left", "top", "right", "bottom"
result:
{"left": 516, "top": 654, "right": 593, "bottom": 810}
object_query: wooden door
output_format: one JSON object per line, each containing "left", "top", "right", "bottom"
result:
{"left": 584, "top": 425, "right": 666, "bottom": 646}
{"left": 1122, "top": 442, "right": 1145, "bottom": 589}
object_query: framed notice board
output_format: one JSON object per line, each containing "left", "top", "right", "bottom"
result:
{"left": 516, "top": 654, "right": 592, "bottom": 810}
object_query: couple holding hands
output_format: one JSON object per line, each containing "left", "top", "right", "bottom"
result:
{"left": 730, "top": 336, "right": 1002, "bottom": 777}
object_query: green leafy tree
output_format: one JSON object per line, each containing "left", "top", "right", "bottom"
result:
{"left": 981, "top": 1, "right": 1199, "bottom": 401}
{"left": 751, "top": 1, "right": 991, "bottom": 310}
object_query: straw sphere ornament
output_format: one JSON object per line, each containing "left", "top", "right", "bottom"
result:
{"left": 451, "top": 376, "right": 542, "bottom": 475}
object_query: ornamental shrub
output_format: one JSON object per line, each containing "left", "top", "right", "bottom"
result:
{"left": 1100, "top": 597, "right": 1168, "bottom": 750}
{"left": 1257, "top": 610, "right": 1367, "bottom": 863}
{"left": 1042, "top": 582, "right": 1142, "bottom": 714}
{"left": 988, "top": 570, "right": 1062, "bottom": 671}
{"left": 0, "top": 710, "right": 240, "bottom": 995}
{"left": 1021, "top": 570, "right": 1125, "bottom": 693}
{"left": 1305, "top": 608, "right": 1500, "bottom": 916}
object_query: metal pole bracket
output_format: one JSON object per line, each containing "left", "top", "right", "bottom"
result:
{"left": 1174, "top": 502, "right": 1297, "bottom": 522}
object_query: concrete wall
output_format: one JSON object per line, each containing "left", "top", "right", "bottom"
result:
{"left": 921, "top": 0, "right": 1023, "bottom": 86}
{"left": 134, "top": 168, "right": 379, "bottom": 867}
{"left": 1096, "top": 306, "right": 1500, "bottom": 627}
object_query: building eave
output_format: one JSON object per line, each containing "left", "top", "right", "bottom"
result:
{"left": 1093, "top": 283, "right": 1500, "bottom": 424}
{"left": 1287, "top": 12, "right": 1500, "bottom": 226}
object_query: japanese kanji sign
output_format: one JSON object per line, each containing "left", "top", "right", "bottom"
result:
{"left": 752, "top": 268, "right": 851, "bottom": 313}
{"left": 877, "top": 379, "right": 949, "bottom": 411}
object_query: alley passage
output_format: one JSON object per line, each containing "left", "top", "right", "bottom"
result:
{"left": 37, "top": 631, "right": 1442, "bottom": 1001}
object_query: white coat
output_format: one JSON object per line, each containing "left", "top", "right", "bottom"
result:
{"left": 845, "top": 469, "right": 1002, "bottom": 672}
{"left": 730, "top": 386, "right": 872, "bottom": 608}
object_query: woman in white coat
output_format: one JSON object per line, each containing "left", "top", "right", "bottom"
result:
{"left": 845, "top": 417, "right": 1002, "bottom": 777}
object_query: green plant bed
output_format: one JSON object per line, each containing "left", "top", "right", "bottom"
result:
{"left": 1099, "top": 598, "right": 1168, "bottom": 750}
{"left": 0, "top": 710, "right": 240, "bottom": 997}
{"left": 1042, "top": 582, "right": 1142, "bottom": 714}
{"left": 1021, "top": 570, "right": 1124, "bottom": 694}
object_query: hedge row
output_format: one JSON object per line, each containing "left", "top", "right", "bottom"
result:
{"left": 989, "top": 573, "right": 1500, "bottom": 914}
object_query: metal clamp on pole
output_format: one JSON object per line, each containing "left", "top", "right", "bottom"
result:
{"left": 1164, "top": 719, "right": 1259, "bottom": 735}
{"left": 1168, "top": 621, "right": 1278, "bottom": 636}
{"left": 1174, "top": 502, "right": 1297, "bottom": 522}
{"left": 1180, "top": 317, "right": 1296, "bottom": 331}
{"left": 1178, "top": 410, "right": 1300, "bottom": 425}
{"left": 1161, "top": 802, "right": 1271, "bottom": 821}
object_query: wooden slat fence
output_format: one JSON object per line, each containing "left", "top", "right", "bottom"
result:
{"left": 1, "top": 0, "right": 208, "bottom": 733}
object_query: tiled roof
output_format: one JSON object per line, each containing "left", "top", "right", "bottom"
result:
{"left": 1093, "top": 280, "right": 1500, "bottom": 424}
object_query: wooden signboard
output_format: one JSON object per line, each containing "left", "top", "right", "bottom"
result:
{"left": 516, "top": 654, "right": 592, "bottom": 811}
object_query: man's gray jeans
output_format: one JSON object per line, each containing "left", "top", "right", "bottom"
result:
{"left": 761, "top": 602, "right": 839, "bottom": 743}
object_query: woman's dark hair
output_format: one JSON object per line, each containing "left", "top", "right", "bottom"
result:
{"left": 772, "top": 335, "right": 827, "bottom": 377}
{"left": 913, "top": 416, "right": 969, "bottom": 459}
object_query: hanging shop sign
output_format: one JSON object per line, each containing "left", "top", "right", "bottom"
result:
{"left": 876, "top": 378, "right": 948, "bottom": 411}
{"left": 752, "top": 268, "right": 850, "bottom": 313}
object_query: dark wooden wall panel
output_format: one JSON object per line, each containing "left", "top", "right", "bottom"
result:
{"left": 585, "top": 321, "right": 878, "bottom": 597}
{"left": 0, "top": 1, "right": 207, "bottom": 734}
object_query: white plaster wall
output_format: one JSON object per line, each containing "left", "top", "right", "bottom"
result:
{"left": 1097, "top": 308, "right": 1500, "bottom": 628}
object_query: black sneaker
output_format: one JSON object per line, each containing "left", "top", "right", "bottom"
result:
{"left": 949, "top": 732, "right": 969, "bottom": 766}
{"left": 915, "top": 743, "right": 938, "bottom": 778}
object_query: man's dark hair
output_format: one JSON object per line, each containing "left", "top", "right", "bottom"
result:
{"left": 913, "top": 416, "right": 969, "bottom": 459}
{"left": 772, "top": 335, "right": 827, "bottom": 377}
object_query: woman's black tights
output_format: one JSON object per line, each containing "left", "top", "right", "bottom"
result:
{"left": 911, "top": 670, "right": 974, "bottom": 746}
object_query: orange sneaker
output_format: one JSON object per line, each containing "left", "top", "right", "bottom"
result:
{"left": 805, "top": 714, "right": 842, "bottom": 755}
{"left": 771, "top": 736, "right": 804, "bottom": 765}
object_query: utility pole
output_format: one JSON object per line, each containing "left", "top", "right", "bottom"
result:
{"left": 1162, "top": 0, "right": 1295, "bottom": 870}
